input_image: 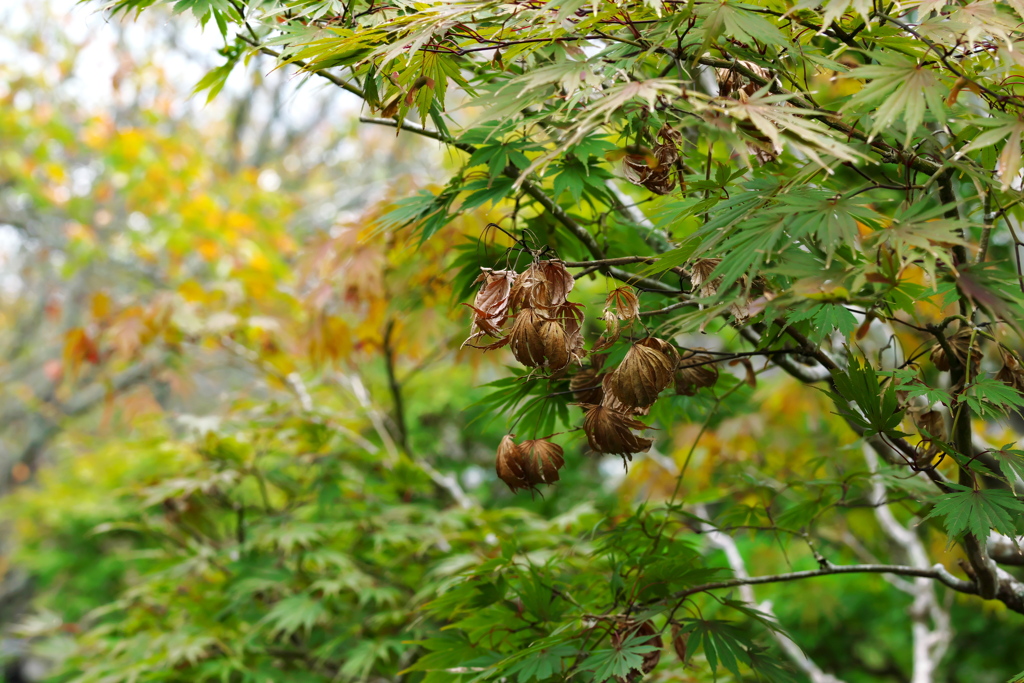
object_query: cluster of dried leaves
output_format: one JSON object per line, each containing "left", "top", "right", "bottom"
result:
{"left": 495, "top": 435, "right": 565, "bottom": 493}
{"left": 465, "top": 261, "right": 723, "bottom": 494}
{"left": 715, "top": 60, "right": 778, "bottom": 164}
{"left": 688, "top": 257, "right": 769, "bottom": 323}
{"left": 463, "top": 259, "right": 585, "bottom": 373}
{"left": 929, "top": 328, "right": 983, "bottom": 373}
{"left": 621, "top": 126, "right": 682, "bottom": 195}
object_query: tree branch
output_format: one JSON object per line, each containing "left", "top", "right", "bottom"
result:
{"left": 662, "top": 563, "right": 978, "bottom": 604}
{"left": 357, "top": 116, "right": 681, "bottom": 294}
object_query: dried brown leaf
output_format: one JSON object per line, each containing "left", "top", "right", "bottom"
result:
{"left": 688, "top": 258, "right": 722, "bottom": 297}
{"left": 675, "top": 348, "right": 719, "bottom": 395}
{"left": 461, "top": 268, "right": 516, "bottom": 346}
{"left": 601, "top": 373, "right": 650, "bottom": 415}
{"left": 520, "top": 439, "right": 565, "bottom": 485}
{"left": 917, "top": 409, "right": 945, "bottom": 442}
{"left": 571, "top": 368, "right": 605, "bottom": 404}
{"left": 716, "top": 60, "right": 771, "bottom": 98}
{"left": 605, "top": 286, "right": 641, "bottom": 322}
{"left": 929, "top": 329, "right": 982, "bottom": 372}
{"left": 609, "top": 337, "right": 679, "bottom": 408}
{"left": 510, "top": 260, "right": 574, "bottom": 310}
{"left": 997, "top": 351, "right": 1024, "bottom": 392}
{"left": 671, "top": 625, "right": 688, "bottom": 663}
{"left": 495, "top": 435, "right": 529, "bottom": 492}
{"left": 540, "top": 318, "right": 571, "bottom": 372}
{"left": 510, "top": 309, "right": 546, "bottom": 367}
{"left": 582, "top": 403, "right": 653, "bottom": 459}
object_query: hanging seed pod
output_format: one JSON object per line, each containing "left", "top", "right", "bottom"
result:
{"left": 510, "top": 309, "right": 546, "bottom": 367}
{"left": 675, "top": 348, "right": 719, "bottom": 395}
{"left": 582, "top": 404, "right": 653, "bottom": 459}
{"left": 688, "top": 258, "right": 722, "bottom": 298}
{"left": 570, "top": 368, "right": 605, "bottom": 404}
{"left": 495, "top": 435, "right": 530, "bottom": 493}
{"left": 997, "top": 351, "right": 1024, "bottom": 392}
{"left": 929, "top": 329, "right": 982, "bottom": 372}
{"left": 520, "top": 439, "right": 565, "bottom": 486}
{"left": 609, "top": 337, "right": 680, "bottom": 409}
{"left": 461, "top": 268, "right": 516, "bottom": 345}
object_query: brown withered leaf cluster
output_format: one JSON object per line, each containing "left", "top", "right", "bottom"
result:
{"left": 716, "top": 61, "right": 771, "bottom": 98}
{"left": 594, "top": 287, "right": 640, "bottom": 352}
{"left": 716, "top": 61, "right": 778, "bottom": 163}
{"left": 609, "top": 337, "right": 679, "bottom": 409}
{"left": 915, "top": 409, "right": 946, "bottom": 462}
{"left": 495, "top": 435, "right": 565, "bottom": 493}
{"left": 686, "top": 257, "right": 770, "bottom": 322}
{"left": 997, "top": 350, "right": 1024, "bottom": 392}
{"left": 675, "top": 348, "right": 720, "bottom": 395}
{"left": 570, "top": 366, "right": 604, "bottom": 405}
{"left": 466, "top": 260, "right": 722, "bottom": 485}
{"left": 464, "top": 259, "right": 585, "bottom": 373}
{"left": 581, "top": 404, "right": 653, "bottom": 460}
{"left": 622, "top": 126, "right": 681, "bottom": 195}
{"left": 576, "top": 337, "right": 683, "bottom": 463}
{"left": 929, "top": 329, "right": 983, "bottom": 372}
{"left": 462, "top": 268, "right": 515, "bottom": 345}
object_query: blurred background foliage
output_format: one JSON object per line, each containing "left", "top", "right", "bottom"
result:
{"left": 0, "top": 2, "right": 1022, "bottom": 683}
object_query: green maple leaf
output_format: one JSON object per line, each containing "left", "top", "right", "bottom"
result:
{"left": 925, "top": 485, "right": 1024, "bottom": 541}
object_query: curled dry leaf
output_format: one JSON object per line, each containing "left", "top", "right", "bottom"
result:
{"left": 570, "top": 367, "right": 604, "bottom": 404}
{"left": 730, "top": 356, "right": 758, "bottom": 388}
{"left": 716, "top": 60, "right": 771, "bottom": 98}
{"left": 511, "top": 305, "right": 585, "bottom": 372}
{"left": 929, "top": 329, "right": 982, "bottom": 372}
{"left": 915, "top": 409, "right": 946, "bottom": 466}
{"left": 622, "top": 129, "right": 679, "bottom": 195}
{"left": 461, "top": 268, "right": 516, "bottom": 346}
{"left": 997, "top": 351, "right": 1024, "bottom": 392}
{"left": 609, "top": 337, "right": 680, "bottom": 409}
{"left": 557, "top": 302, "right": 587, "bottom": 364}
{"left": 510, "top": 259, "right": 574, "bottom": 310}
{"left": 582, "top": 404, "right": 653, "bottom": 460}
{"left": 601, "top": 373, "right": 650, "bottom": 416}
{"left": 688, "top": 258, "right": 721, "bottom": 298}
{"left": 671, "top": 625, "right": 688, "bottom": 663}
{"left": 510, "top": 309, "right": 546, "bottom": 367}
{"left": 675, "top": 348, "right": 719, "bottom": 395}
{"left": 635, "top": 621, "right": 663, "bottom": 675}
{"left": 605, "top": 286, "right": 640, "bottom": 323}
{"left": 520, "top": 439, "right": 565, "bottom": 485}
{"left": 917, "top": 409, "right": 945, "bottom": 440}
{"left": 495, "top": 435, "right": 529, "bottom": 493}
{"left": 539, "top": 318, "right": 571, "bottom": 372}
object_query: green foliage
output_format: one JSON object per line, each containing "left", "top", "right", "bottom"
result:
{"left": 10, "top": 0, "right": 1024, "bottom": 680}
{"left": 926, "top": 485, "right": 1024, "bottom": 542}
